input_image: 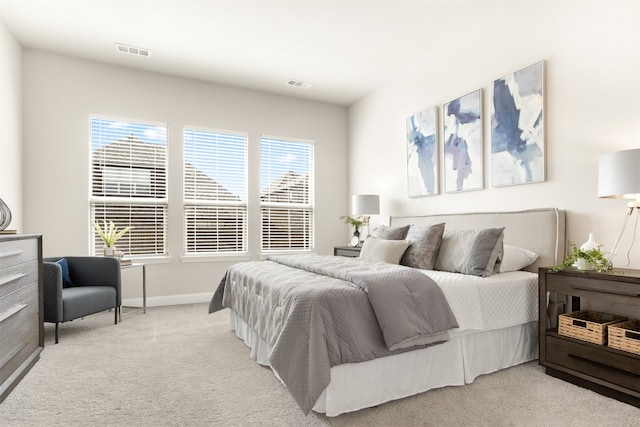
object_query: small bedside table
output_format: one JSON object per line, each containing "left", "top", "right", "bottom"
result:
{"left": 334, "top": 246, "right": 361, "bottom": 258}
{"left": 539, "top": 267, "right": 640, "bottom": 408}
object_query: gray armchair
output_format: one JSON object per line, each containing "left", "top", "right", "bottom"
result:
{"left": 43, "top": 256, "right": 121, "bottom": 343}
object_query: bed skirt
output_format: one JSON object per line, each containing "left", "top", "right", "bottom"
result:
{"left": 229, "top": 310, "right": 538, "bottom": 417}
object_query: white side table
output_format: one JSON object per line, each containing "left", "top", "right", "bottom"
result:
{"left": 120, "top": 262, "right": 146, "bottom": 316}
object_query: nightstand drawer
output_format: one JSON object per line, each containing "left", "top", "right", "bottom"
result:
{"left": 334, "top": 246, "right": 361, "bottom": 258}
{"left": 546, "top": 334, "right": 640, "bottom": 392}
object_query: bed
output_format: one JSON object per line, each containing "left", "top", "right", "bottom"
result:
{"left": 209, "top": 208, "right": 566, "bottom": 416}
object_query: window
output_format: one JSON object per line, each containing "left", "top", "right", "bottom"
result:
{"left": 184, "top": 128, "right": 248, "bottom": 254}
{"left": 260, "top": 136, "right": 314, "bottom": 252}
{"left": 90, "top": 116, "right": 168, "bottom": 256}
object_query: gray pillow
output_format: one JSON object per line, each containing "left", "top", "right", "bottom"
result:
{"left": 435, "top": 228, "right": 505, "bottom": 277}
{"left": 371, "top": 224, "right": 410, "bottom": 240}
{"left": 400, "top": 223, "right": 445, "bottom": 270}
{"left": 359, "top": 237, "right": 411, "bottom": 264}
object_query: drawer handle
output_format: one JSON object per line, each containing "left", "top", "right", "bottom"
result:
{"left": 625, "top": 330, "right": 640, "bottom": 341}
{"left": 0, "top": 304, "right": 27, "bottom": 323}
{"left": 0, "top": 273, "right": 27, "bottom": 287}
{"left": 0, "top": 250, "right": 26, "bottom": 260}
{"left": 572, "top": 319, "right": 587, "bottom": 328}
{"left": 569, "top": 353, "right": 640, "bottom": 378}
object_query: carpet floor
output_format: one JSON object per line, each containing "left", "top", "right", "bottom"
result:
{"left": 0, "top": 303, "right": 637, "bottom": 426}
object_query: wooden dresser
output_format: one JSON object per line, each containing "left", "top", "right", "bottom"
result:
{"left": 0, "top": 234, "right": 43, "bottom": 403}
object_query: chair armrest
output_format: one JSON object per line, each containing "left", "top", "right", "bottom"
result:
{"left": 42, "top": 262, "right": 63, "bottom": 322}
{"left": 65, "top": 256, "right": 122, "bottom": 304}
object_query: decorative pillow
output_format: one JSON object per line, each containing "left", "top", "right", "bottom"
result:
{"left": 399, "top": 223, "right": 445, "bottom": 270}
{"left": 371, "top": 224, "right": 410, "bottom": 240}
{"left": 499, "top": 245, "right": 539, "bottom": 272}
{"left": 55, "top": 258, "right": 74, "bottom": 288}
{"left": 435, "top": 228, "right": 505, "bottom": 277}
{"left": 359, "top": 237, "right": 411, "bottom": 264}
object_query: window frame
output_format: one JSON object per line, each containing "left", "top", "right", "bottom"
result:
{"left": 182, "top": 126, "right": 249, "bottom": 257}
{"left": 89, "top": 115, "right": 169, "bottom": 259}
{"left": 259, "top": 134, "right": 315, "bottom": 254}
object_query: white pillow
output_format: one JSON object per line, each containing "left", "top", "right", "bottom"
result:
{"left": 499, "top": 245, "right": 539, "bottom": 272}
{"left": 359, "top": 237, "right": 410, "bottom": 264}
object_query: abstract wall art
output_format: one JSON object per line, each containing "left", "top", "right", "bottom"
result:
{"left": 443, "top": 89, "right": 483, "bottom": 193}
{"left": 491, "top": 60, "right": 545, "bottom": 187}
{"left": 406, "top": 106, "right": 438, "bottom": 197}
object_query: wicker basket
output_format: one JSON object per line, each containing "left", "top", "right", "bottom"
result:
{"left": 558, "top": 310, "right": 627, "bottom": 345}
{"left": 608, "top": 319, "right": 640, "bottom": 355}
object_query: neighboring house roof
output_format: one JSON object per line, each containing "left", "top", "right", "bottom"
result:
{"left": 261, "top": 170, "right": 309, "bottom": 203}
{"left": 93, "top": 136, "right": 239, "bottom": 201}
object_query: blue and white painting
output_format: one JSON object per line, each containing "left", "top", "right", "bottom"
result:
{"left": 491, "top": 61, "right": 545, "bottom": 186}
{"left": 406, "top": 107, "right": 438, "bottom": 197}
{"left": 443, "top": 89, "right": 483, "bottom": 192}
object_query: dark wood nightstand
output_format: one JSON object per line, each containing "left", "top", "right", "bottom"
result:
{"left": 334, "top": 246, "right": 361, "bottom": 258}
{"left": 538, "top": 267, "right": 640, "bottom": 408}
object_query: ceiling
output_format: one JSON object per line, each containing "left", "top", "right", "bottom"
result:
{"left": 1, "top": 0, "right": 495, "bottom": 106}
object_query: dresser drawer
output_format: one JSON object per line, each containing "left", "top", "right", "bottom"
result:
{"left": 0, "top": 260, "right": 38, "bottom": 300}
{"left": 0, "top": 314, "right": 40, "bottom": 388}
{"left": 546, "top": 334, "right": 640, "bottom": 392}
{"left": 0, "top": 282, "right": 39, "bottom": 342}
{"left": 0, "top": 238, "right": 38, "bottom": 269}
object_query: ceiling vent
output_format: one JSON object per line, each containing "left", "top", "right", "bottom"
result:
{"left": 115, "top": 43, "right": 151, "bottom": 58}
{"left": 287, "top": 79, "right": 312, "bottom": 89}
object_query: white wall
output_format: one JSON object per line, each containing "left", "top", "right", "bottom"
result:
{"left": 22, "top": 50, "right": 348, "bottom": 303}
{"left": 0, "top": 20, "right": 22, "bottom": 231}
{"left": 349, "top": 2, "right": 640, "bottom": 269}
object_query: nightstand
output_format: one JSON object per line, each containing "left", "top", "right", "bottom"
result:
{"left": 334, "top": 246, "right": 361, "bottom": 258}
{"left": 538, "top": 267, "right": 640, "bottom": 408}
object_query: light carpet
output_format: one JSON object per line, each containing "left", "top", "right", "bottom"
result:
{"left": 0, "top": 303, "right": 637, "bottom": 426}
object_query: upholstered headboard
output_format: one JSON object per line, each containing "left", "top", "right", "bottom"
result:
{"left": 390, "top": 208, "right": 566, "bottom": 273}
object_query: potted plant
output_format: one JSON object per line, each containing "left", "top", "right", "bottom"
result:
{"left": 340, "top": 215, "right": 365, "bottom": 247}
{"left": 550, "top": 243, "right": 612, "bottom": 273}
{"left": 94, "top": 220, "right": 132, "bottom": 256}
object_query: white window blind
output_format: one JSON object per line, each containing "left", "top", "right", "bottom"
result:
{"left": 260, "top": 136, "right": 314, "bottom": 252}
{"left": 184, "top": 128, "right": 248, "bottom": 254}
{"left": 90, "top": 116, "right": 168, "bottom": 256}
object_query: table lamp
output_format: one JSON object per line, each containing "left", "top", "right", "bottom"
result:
{"left": 352, "top": 194, "right": 380, "bottom": 239}
{"left": 598, "top": 148, "right": 640, "bottom": 260}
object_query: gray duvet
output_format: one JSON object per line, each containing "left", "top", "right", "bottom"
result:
{"left": 209, "top": 254, "right": 458, "bottom": 414}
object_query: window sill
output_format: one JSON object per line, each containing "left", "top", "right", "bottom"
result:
{"left": 259, "top": 250, "right": 315, "bottom": 260}
{"left": 124, "top": 256, "right": 172, "bottom": 265}
{"left": 180, "top": 253, "right": 252, "bottom": 263}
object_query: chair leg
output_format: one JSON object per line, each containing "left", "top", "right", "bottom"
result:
{"left": 115, "top": 306, "right": 119, "bottom": 325}
{"left": 55, "top": 322, "right": 59, "bottom": 344}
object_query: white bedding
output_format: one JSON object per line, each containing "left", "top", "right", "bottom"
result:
{"left": 228, "top": 269, "right": 540, "bottom": 416}
{"left": 423, "top": 270, "right": 538, "bottom": 330}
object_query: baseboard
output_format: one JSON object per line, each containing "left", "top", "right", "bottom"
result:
{"left": 122, "top": 292, "right": 212, "bottom": 308}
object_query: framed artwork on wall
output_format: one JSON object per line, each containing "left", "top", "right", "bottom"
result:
{"left": 443, "top": 89, "right": 483, "bottom": 193}
{"left": 491, "top": 60, "right": 545, "bottom": 187}
{"left": 406, "top": 106, "right": 438, "bottom": 197}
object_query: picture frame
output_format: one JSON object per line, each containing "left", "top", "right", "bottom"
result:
{"left": 491, "top": 60, "right": 545, "bottom": 187}
{"left": 442, "top": 89, "right": 483, "bottom": 193}
{"left": 406, "top": 106, "right": 438, "bottom": 197}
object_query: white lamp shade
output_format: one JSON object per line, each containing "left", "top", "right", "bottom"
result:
{"left": 352, "top": 194, "right": 380, "bottom": 215}
{"left": 598, "top": 149, "right": 640, "bottom": 200}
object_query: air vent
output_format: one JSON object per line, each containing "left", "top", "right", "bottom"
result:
{"left": 287, "top": 79, "right": 312, "bottom": 89}
{"left": 115, "top": 43, "right": 151, "bottom": 58}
